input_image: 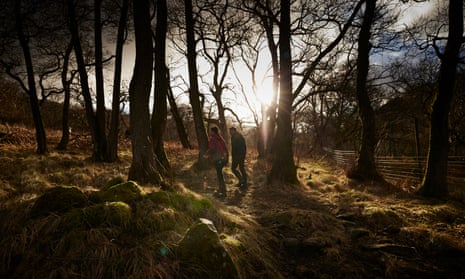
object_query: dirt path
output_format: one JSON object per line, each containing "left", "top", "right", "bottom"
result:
{"left": 186, "top": 157, "right": 465, "bottom": 278}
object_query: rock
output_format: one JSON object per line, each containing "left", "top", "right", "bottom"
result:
{"left": 101, "top": 176, "right": 126, "bottom": 191}
{"left": 30, "top": 185, "right": 87, "bottom": 217}
{"left": 98, "top": 181, "right": 145, "bottom": 203}
{"left": 302, "top": 237, "right": 327, "bottom": 252}
{"left": 177, "top": 218, "right": 238, "bottom": 279}
{"left": 61, "top": 201, "right": 132, "bottom": 230}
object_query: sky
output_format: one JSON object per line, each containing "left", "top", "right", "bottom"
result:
{"left": 112, "top": 0, "right": 436, "bottom": 126}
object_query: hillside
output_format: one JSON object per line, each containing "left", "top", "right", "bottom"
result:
{"left": 0, "top": 126, "right": 465, "bottom": 278}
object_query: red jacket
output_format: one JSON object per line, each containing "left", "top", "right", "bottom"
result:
{"left": 208, "top": 134, "right": 228, "bottom": 162}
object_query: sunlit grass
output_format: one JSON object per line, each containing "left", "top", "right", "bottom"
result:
{"left": 1, "top": 124, "right": 465, "bottom": 278}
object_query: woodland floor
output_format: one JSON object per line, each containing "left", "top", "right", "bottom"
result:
{"left": 185, "top": 151, "right": 465, "bottom": 278}
{"left": 1, "top": 126, "right": 465, "bottom": 278}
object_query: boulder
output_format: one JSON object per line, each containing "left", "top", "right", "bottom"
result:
{"left": 98, "top": 181, "right": 145, "bottom": 203}
{"left": 177, "top": 218, "right": 238, "bottom": 279}
{"left": 30, "top": 185, "right": 87, "bottom": 217}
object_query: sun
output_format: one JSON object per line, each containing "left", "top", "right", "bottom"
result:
{"left": 256, "top": 79, "right": 275, "bottom": 107}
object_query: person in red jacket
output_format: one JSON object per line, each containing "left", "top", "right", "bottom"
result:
{"left": 206, "top": 126, "right": 229, "bottom": 197}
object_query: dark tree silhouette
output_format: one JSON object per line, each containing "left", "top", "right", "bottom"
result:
{"left": 347, "top": 0, "right": 382, "bottom": 181}
{"left": 418, "top": 0, "right": 464, "bottom": 197}
{"left": 185, "top": 0, "right": 209, "bottom": 167}
{"left": 67, "top": 0, "right": 105, "bottom": 161}
{"left": 128, "top": 0, "right": 162, "bottom": 184}
{"left": 13, "top": 0, "right": 47, "bottom": 154}
{"left": 152, "top": 0, "right": 171, "bottom": 175}
{"left": 107, "top": 0, "right": 130, "bottom": 162}
{"left": 268, "top": 0, "right": 298, "bottom": 184}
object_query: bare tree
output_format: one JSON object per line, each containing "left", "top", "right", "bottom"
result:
{"left": 346, "top": 0, "right": 383, "bottom": 181}
{"left": 184, "top": 0, "right": 210, "bottom": 167}
{"left": 152, "top": 0, "right": 172, "bottom": 175}
{"left": 107, "top": 0, "right": 130, "bottom": 161}
{"left": 128, "top": 0, "right": 162, "bottom": 184}
{"left": 12, "top": 0, "right": 47, "bottom": 154}
{"left": 418, "top": 0, "right": 464, "bottom": 197}
{"left": 268, "top": 0, "right": 298, "bottom": 184}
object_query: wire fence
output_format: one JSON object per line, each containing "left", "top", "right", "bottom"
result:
{"left": 332, "top": 150, "right": 465, "bottom": 188}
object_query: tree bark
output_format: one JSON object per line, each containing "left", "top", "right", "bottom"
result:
{"left": 152, "top": 0, "right": 171, "bottom": 176}
{"left": 107, "top": 0, "right": 129, "bottom": 162}
{"left": 67, "top": 0, "right": 100, "bottom": 159}
{"left": 57, "top": 42, "right": 73, "bottom": 150}
{"left": 167, "top": 84, "right": 192, "bottom": 149}
{"left": 418, "top": 0, "right": 463, "bottom": 197}
{"left": 268, "top": 0, "right": 297, "bottom": 184}
{"left": 185, "top": 0, "right": 209, "bottom": 167}
{"left": 94, "top": 0, "right": 108, "bottom": 161}
{"left": 15, "top": 0, "right": 47, "bottom": 154}
{"left": 347, "top": 0, "right": 382, "bottom": 181}
{"left": 128, "top": 0, "right": 161, "bottom": 184}
{"left": 263, "top": 11, "right": 279, "bottom": 157}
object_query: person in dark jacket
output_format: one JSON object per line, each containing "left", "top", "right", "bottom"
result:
{"left": 206, "top": 126, "right": 228, "bottom": 197}
{"left": 229, "top": 127, "right": 247, "bottom": 188}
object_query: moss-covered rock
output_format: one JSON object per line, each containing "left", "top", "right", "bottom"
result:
{"left": 101, "top": 176, "right": 126, "bottom": 191}
{"left": 177, "top": 218, "right": 238, "bottom": 279}
{"left": 98, "top": 181, "right": 145, "bottom": 203}
{"left": 61, "top": 201, "right": 132, "bottom": 230}
{"left": 30, "top": 185, "right": 87, "bottom": 217}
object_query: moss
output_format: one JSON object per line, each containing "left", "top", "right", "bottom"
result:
{"left": 61, "top": 202, "right": 132, "bottom": 230}
{"left": 83, "top": 202, "right": 132, "bottom": 228}
{"left": 138, "top": 207, "right": 186, "bottom": 233}
{"left": 30, "top": 185, "right": 87, "bottom": 218}
{"left": 148, "top": 191, "right": 214, "bottom": 216}
{"left": 98, "top": 181, "right": 145, "bottom": 203}
{"left": 177, "top": 218, "right": 238, "bottom": 279}
{"left": 101, "top": 176, "right": 126, "bottom": 191}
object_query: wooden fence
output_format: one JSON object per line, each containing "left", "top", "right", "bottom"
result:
{"left": 333, "top": 150, "right": 465, "bottom": 187}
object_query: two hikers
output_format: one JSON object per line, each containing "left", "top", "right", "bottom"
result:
{"left": 206, "top": 126, "right": 247, "bottom": 197}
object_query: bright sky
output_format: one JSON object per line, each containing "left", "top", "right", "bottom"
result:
{"left": 115, "top": 0, "right": 436, "bottom": 126}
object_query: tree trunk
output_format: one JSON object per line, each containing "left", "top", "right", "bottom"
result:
{"left": 268, "top": 0, "right": 297, "bottom": 184}
{"left": 94, "top": 0, "right": 108, "bottom": 161}
{"left": 152, "top": 0, "right": 171, "bottom": 176}
{"left": 418, "top": 0, "right": 463, "bottom": 197}
{"left": 263, "top": 14, "right": 279, "bottom": 157}
{"left": 185, "top": 0, "right": 209, "bottom": 167}
{"left": 57, "top": 42, "right": 73, "bottom": 150}
{"left": 107, "top": 0, "right": 129, "bottom": 162}
{"left": 128, "top": 0, "right": 161, "bottom": 184}
{"left": 67, "top": 0, "right": 100, "bottom": 159}
{"left": 347, "top": 0, "right": 381, "bottom": 181}
{"left": 15, "top": 0, "right": 47, "bottom": 154}
{"left": 167, "top": 83, "right": 192, "bottom": 149}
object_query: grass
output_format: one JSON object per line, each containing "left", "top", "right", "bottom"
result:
{"left": 1, "top": 125, "right": 465, "bottom": 278}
